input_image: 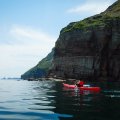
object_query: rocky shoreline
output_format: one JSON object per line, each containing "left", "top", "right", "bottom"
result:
{"left": 26, "top": 77, "right": 66, "bottom": 82}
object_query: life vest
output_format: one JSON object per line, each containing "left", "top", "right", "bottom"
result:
{"left": 77, "top": 81, "right": 84, "bottom": 87}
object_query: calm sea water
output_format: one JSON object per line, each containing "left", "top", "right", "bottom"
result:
{"left": 0, "top": 79, "right": 120, "bottom": 120}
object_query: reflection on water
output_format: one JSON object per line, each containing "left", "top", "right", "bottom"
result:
{"left": 0, "top": 80, "right": 120, "bottom": 120}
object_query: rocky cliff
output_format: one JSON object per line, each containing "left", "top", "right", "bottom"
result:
{"left": 21, "top": 1, "right": 120, "bottom": 81}
{"left": 49, "top": 0, "right": 120, "bottom": 80}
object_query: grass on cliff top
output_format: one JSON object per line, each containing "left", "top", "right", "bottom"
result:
{"left": 61, "top": 1, "right": 120, "bottom": 34}
{"left": 104, "top": 0, "right": 120, "bottom": 17}
{"left": 61, "top": 15, "right": 106, "bottom": 33}
{"left": 61, "top": 14, "right": 120, "bottom": 34}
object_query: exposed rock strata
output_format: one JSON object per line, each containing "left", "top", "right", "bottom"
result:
{"left": 49, "top": 1, "right": 120, "bottom": 80}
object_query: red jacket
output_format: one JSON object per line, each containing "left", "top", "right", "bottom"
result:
{"left": 77, "top": 81, "right": 84, "bottom": 87}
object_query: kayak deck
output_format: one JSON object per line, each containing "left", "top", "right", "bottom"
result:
{"left": 63, "top": 83, "right": 77, "bottom": 89}
{"left": 63, "top": 83, "right": 101, "bottom": 91}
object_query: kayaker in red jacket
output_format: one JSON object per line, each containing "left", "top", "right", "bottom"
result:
{"left": 76, "top": 80, "right": 84, "bottom": 87}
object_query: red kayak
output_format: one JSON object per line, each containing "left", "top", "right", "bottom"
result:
{"left": 63, "top": 83, "right": 101, "bottom": 92}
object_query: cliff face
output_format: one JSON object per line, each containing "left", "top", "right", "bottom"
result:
{"left": 49, "top": 1, "right": 120, "bottom": 80}
{"left": 21, "top": 49, "right": 54, "bottom": 79}
{"left": 21, "top": 1, "right": 120, "bottom": 81}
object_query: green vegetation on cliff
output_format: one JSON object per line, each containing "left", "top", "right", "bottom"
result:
{"left": 104, "top": 0, "right": 120, "bottom": 17}
{"left": 61, "top": 15, "right": 104, "bottom": 33}
{"left": 21, "top": 49, "right": 54, "bottom": 79}
{"left": 36, "top": 50, "right": 54, "bottom": 71}
{"left": 61, "top": 0, "right": 120, "bottom": 34}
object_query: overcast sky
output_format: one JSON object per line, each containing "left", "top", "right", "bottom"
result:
{"left": 0, "top": 0, "right": 117, "bottom": 78}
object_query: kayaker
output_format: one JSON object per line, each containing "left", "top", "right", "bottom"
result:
{"left": 76, "top": 80, "right": 84, "bottom": 87}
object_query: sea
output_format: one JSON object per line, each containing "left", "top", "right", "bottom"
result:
{"left": 0, "top": 79, "right": 120, "bottom": 120}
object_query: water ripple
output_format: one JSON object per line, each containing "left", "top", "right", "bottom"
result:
{"left": 0, "top": 80, "right": 120, "bottom": 120}
{"left": 0, "top": 110, "right": 73, "bottom": 120}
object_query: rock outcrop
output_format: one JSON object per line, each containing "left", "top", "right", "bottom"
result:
{"left": 49, "top": 0, "right": 120, "bottom": 80}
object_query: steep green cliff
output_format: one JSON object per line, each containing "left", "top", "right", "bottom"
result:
{"left": 21, "top": 49, "right": 54, "bottom": 79}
